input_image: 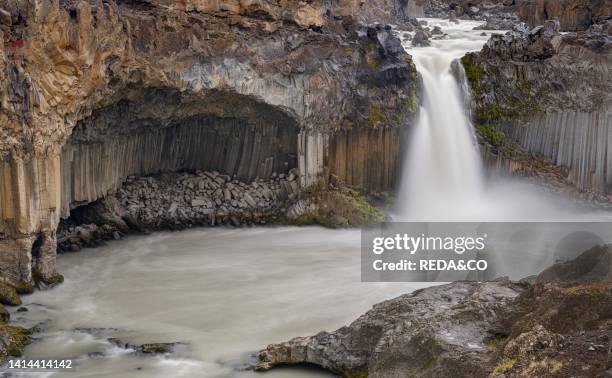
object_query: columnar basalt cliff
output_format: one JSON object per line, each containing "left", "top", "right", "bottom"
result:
{"left": 0, "top": 0, "right": 418, "bottom": 287}
{"left": 462, "top": 20, "right": 612, "bottom": 197}
{"left": 516, "top": 0, "right": 612, "bottom": 31}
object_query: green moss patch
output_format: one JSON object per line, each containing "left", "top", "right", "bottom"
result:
{"left": 0, "top": 323, "right": 30, "bottom": 359}
{"left": 0, "top": 283, "right": 21, "bottom": 307}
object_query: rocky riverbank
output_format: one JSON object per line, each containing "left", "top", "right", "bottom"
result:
{"left": 257, "top": 245, "right": 612, "bottom": 377}
{"left": 0, "top": 282, "right": 31, "bottom": 362}
{"left": 57, "top": 171, "right": 384, "bottom": 253}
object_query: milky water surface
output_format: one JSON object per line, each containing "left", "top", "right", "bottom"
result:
{"left": 8, "top": 227, "right": 429, "bottom": 377}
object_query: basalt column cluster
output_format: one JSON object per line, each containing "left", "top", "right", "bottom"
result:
{"left": 0, "top": 0, "right": 418, "bottom": 287}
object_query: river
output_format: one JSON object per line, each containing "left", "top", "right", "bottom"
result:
{"left": 5, "top": 18, "right": 610, "bottom": 378}
{"left": 8, "top": 227, "right": 430, "bottom": 377}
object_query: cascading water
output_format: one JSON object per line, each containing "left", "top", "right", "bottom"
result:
{"left": 400, "top": 26, "right": 486, "bottom": 219}
{"left": 396, "top": 19, "right": 612, "bottom": 221}
{"left": 397, "top": 19, "right": 490, "bottom": 220}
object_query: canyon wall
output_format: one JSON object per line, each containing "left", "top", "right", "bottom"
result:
{"left": 416, "top": 0, "right": 610, "bottom": 31}
{"left": 327, "top": 127, "right": 404, "bottom": 193}
{"left": 463, "top": 20, "right": 612, "bottom": 196}
{"left": 0, "top": 0, "right": 418, "bottom": 286}
{"left": 517, "top": 0, "right": 612, "bottom": 31}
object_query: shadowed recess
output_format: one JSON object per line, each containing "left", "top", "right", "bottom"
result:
{"left": 60, "top": 86, "right": 298, "bottom": 217}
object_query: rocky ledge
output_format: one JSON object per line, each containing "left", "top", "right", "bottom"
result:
{"left": 462, "top": 19, "right": 612, "bottom": 199}
{"left": 257, "top": 245, "right": 612, "bottom": 377}
{"left": 57, "top": 171, "right": 384, "bottom": 252}
{"left": 0, "top": 282, "right": 32, "bottom": 361}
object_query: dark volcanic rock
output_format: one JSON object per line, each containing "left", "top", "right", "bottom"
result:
{"left": 537, "top": 244, "right": 612, "bottom": 284}
{"left": 517, "top": 0, "right": 612, "bottom": 31}
{"left": 462, "top": 18, "right": 612, "bottom": 197}
{"left": 57, "top": 171, "right": 384, "bottom": 252}
{"left": 412, "top": 30, "right": 431, "bottom": 46}
{"left": 257, "top": 247, "right": 612, "bottom": 377}
{"left": 108, "top": 338, "right": 181, "bottom": 355}
{"left": 257, "top": 280, "right": 525, "bottom": 377}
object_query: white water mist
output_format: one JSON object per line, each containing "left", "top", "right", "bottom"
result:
{"left": 395, "top": 19, "right": 612, "bottom": 222}
{"left": 398, "top": 19, "right": 488, "bottom": 220}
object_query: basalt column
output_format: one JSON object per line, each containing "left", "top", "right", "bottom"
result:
{"left": 327, "top": 127, "right": 403, "bottom": 193}
{"left": 59, "top": 89, "right": 299, "bottom": 217}
{"left": 0, "top": 156, "right": 62, "bottom": 288}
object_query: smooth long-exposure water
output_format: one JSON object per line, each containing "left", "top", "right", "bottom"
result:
{"left": 8, "top": 228, "right": 429, "bottom": 377}
{"left": 398, "top": 19, "right": 486, "bottom": 219}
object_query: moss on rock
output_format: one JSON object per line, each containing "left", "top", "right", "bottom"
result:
{"left": 462, "top": 50, "right": 542, "bottom": 127}
{"left": 474, "top": 123, "right": 519, "bottom": 156}
{"left": 13, "top": 281, "right": 34, "bottom": 295}
{"left": 0, "top": 283, "right": 21, "bottom": 306}
{"left": 0, "top": 305, "right": 9, "bottom": 323}
{"left": 286, "top": 186, "right": 384, "bottom": 228}
{"left": 0, "top": 323, "right": 30, "bottom": 361}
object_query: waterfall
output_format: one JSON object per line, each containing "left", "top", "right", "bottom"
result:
{"left": 395, "top": 19, "right": 612, "bottom": 222}
{"left": 397, "top": 19, "right": 489, "bottom": 220}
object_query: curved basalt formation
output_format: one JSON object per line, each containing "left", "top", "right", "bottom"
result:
{"left": 0, "top": 0, "right": 418, "bottom": 287}
{"left": 257, "top": 246, "right": 612, "bottom": 377}
{"left": 462, "top": 20, "right": 612, "bottom": 198}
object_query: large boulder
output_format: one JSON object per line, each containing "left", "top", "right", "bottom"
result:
{"left": 257, "top": 246, "right": 612, "bottom": 377}
{"left": 257, "top": 280, "right": 525, "bottom": 377}
{"left": 537, "top": 244, "right": 612, "bottom": 284}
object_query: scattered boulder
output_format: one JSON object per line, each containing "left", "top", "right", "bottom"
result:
{"left": 431, "top": 25, "right": 443, "bottom": 35}
{"left": 59, "top": 171, "right": 385, "bottom": 250}
{"left": 412, "top": 30, "right": 431, "bottom": 47}
{"left": 138, "top": 343, "right": 177, "bottom": 354}
{"left": 0, "top": 323, "right": 30, "bottom": 361}
{"left": 108, "top": 338, "right": 180, "bottom": 355}
{"left": 0, "top": 283, "right": 21, "bottom": 306}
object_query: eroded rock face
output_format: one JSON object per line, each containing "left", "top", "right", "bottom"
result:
{"left": 0, "top": 0, "right": 418, "bottom": 286}
{"left": 418, "top": 0, "right": 518, "bottom": 24}
{"left": 257, "top": 280, "right": 526, "bottom": 377}
{"left": 257, "top": 247, "right": 612, "bottom": 377}
{"left": 462, "top": 20, "right": 612, "bottom": 197}
{"left": 516, "top": 0, "right": 612, "bottom": 31}
{"left": 416, "top": 0, "right": 610, "bottom": 32}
